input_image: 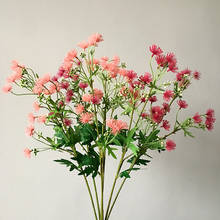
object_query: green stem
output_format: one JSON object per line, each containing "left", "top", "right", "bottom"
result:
{"left": 93, "top": 178, "right": 101, "bottom": 219}
{"left": 106, "top": 156, "right": 137, "bottom": 220}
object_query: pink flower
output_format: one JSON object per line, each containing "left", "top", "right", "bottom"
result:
{"left": 7, "top": 69, "right": 22, "bottom": 83}
{"left": 66, "top": 89, "right": 74, "bottom": 98}
{"left": 33, "top": 83, "right": 43, "bottom": 95}
{"left": 41, "top": 73, "right": 51, "bottom": 85}
{"left": 77, "top": 41, "right": 89, "bottom": 49}
{"left": 37, "top": 115, "right": 47, "bottom": 123}
{"left": 91, "top": 96, "right": 101, "bottom": 104}
{"left": 2, "top": 84, "right": 12, "bottom": 93}
{"left": 25, "top": 125, "right": 34, "bottom": 136}
{"left": 151, "top": 106, "right": 164, "bottom": 123}
{"left": 93, "top": 88, "right": 103, "bottom": 99}
{"left": 106, "top": 119, "right": 128, "bottom": 135}
{"left": 11, "top": 60, "right": 24, "bottom": 71}
{"left": 166, "top": 139, "right": 176, "bottom": 151}
{"left": 193, "top": 113, "right": 202, "bottom": 124}
{"left": 65, "top": 49, "right": 77, "bottom": 62}
{"left": 149, "top": 95, "right": 157, "bottom": 103}
{"left": 88, "top": 33, "right": 103, "bottom": 46}
{"left": 177, "top": 100, "right": 188, "bottom": 109}
{"left": 28, "top": 113, "right": 35, "bottom": 124}
{"left": 33, "top": 102, "right": 40, "bottom": 112}
{"left": 24, "top": 148, "right": 31, "bottom": 158}
{"left": 161, "top": 120, "right": 170, "bottom": 131}
{"left": 125, "top": 70, "right": 137, "bottom": 82}
{"left": 101, "top": 56, "right": 109, "bottom": 61}
{"left": 61, "top": 81, "right": 70, "bottom": 90}
{"left": 162, "top": 102, "right": 170, "bottom": 113}
{"left": 79, "top": 82, "right": 88, "bottom": 89}
{"left": 64, "top": 118, "right": 72, "bottom": 126}
{"left": 139, "top": 72, "right": 152, "bottom": 84}
{"left": 112, "top": 55, "right": 120, "bottom": 65}
{"left": 155, "top": 55, "right": 166, "bottom": 67}
{"left": 141, "top": 113, "right": 148, "bottom": 119}
{"left": 75, "top": 104, "right": 84, "bottom": 114}
{"left": 163, "top": 90, "right": 174, "bottom": 102}
{"left": 167, "top": 58, "right": 178, "bottom": 73}
{"left": 82, "top": 94, "right": 93, "bottom": 102}
{"left": 193, "top": 71, "right": 200, "bottom": 80}
{"left": 205, "top": 109, "right": 215, "bottom": 131}
{"left": 93, "top": 58, "right": 100, "bottom": 65}
{"left": 80, "top": 112, "right": 93, "bottom": 124}
{"left": 149, "top": 44, "right": 163, "bottom": 57}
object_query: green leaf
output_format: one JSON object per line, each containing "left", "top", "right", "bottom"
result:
{"left": 80, "top": 123, "right": 97, "bottom": 145}
{"left": 126, "top": 127, "right": 137, "bottom": 145}
{"left": 106, "top": 146, "right": 117, "bottom": 159}
{"left": 146, "top": 129, "right": 160, "bottom": 143}
{"left": 128, "top": 143, "right": 139, "bottom": 156}
{"left": 127, "top": 157, "right": 150, "bottom": 166}
{"left": 54, "top": 159, "right": 77, "bottom": 172}
{"left": 120, "top": 170, "right": 130, "bottom": 178}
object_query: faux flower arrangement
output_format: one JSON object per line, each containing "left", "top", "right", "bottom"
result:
{"left": 2, "top": 33, "right": 216, "bottom": 220}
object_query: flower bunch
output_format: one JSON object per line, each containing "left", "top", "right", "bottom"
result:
{"left": 2, "top": 34, "right": 215, "bottom": 220}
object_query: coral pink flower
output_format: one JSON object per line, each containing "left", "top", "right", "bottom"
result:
{"left": 79, "top": 82, "right": 88, "bottom": 89}
{"left": 25, "top": 125, "right": 34, "bottom": 136}
{"left": 24, "top": 148, "right": 31, "bottom": 158}
{"left": 151, "top": 106, "right": 164, "bottom": 123}
{"left": 166, "top": 139, "right": 176, "bottom": 151}
{"left": 161, "top": 120, "right": 170, "bottom": 131}
{"left": 11, "top": 60, "right": 24, "bottom": 71}
{"left": 112, "top": 55, "right": 120, "bottom": 65}
{"left": 163, "top": 90, "right": 174, "bottom": 102}
{"left": 33, "top": 101, "right": 40, "bottom": 112}
{"left": 162, "top": 102, "right": 170, "bottom": 113}
{"left": 88, "top": 33, "right": 103, "bottom": 46}
{"left": 193, "top": 113, "right": 202, "bottom": 124}
{"left": 118, "top": 69, "right": 127, "bottom": 76}
{"left": 106, "top": 119, "right": 128, "bottom": 135}
{"left": 80, "top": 112, "right": 93, "bottom": 124}
{"left": 82, "top": 94, "right": 93, "bottom": 102}
{"left": 139, "top": 72, "right": 152, "bottom": 84}
{"left": 93, "top": 58, "right": 100, "bottom": 65}
{"left": 33, "top": 84, "right": 43, "bottom": 95}
{"left": 75, "top": 104, "right": 84, "bottom": 114}
{"left": 37, "top": 115, "right": 47, "bottom": 123}
{"left": 93, "top": 88, "right": 103, "bottom": 99}
{"left": 149, "top": 44, "right": 163, "bottom": 57}
{"left": 41, "top": 73, "right": 51, "bottom": 85}
{"left": 7, "top": 69, "right": 22, "bottom": 83}
{"left": 101, "top": 56, "right": 109, "bottom": 61}
{"left": 65, "top": 49, "right": 77, "bottom": 62}
{"left": 28, "top": 113, "right": 35, "bottom": 124}
{"left": 77, "top": 41, "right": 89, "bottom": 49}
{"left": 64, "top": 118, "right": 72, "bottom": 126}
{"left": 2, "top": 84, "right": 12, "bottom": 93}
{"left": 193, "top": 71, "right": 200, "bottom": 80}
{"left": 177, "top": 100, "right": 188, "bottom": 109}
{"left": 149, "top": 95, "right": 157, "bottom": 103}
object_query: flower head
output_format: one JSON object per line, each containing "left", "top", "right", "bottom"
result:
{"left": 25, "top": 125, "right": 34, "bottom": 136}
{"left": 151, "top": 106, "right": 164, "bottom": 123}
{"left": 193, "top": 113, "right": 202, "bottom": 124}
{"left": 166, "top": 139, "right": 176, "bottom": 151}
{"left": 163, "top": 90, "right": 174, "bottom": 102}
{"left": 24, "top": 148, "right": 31, "bottom": 158}
{"left": 2, "top": 84, "right": 12, "bottom": 93}
{"left": 177, "top": 100, "right": 188, "bottom": 109}
{"left": 149, "top": 44, "right": 163, "bottom": 57}
{"left": 106, "top": 119, "right": 128, "bottom": 135}
{"left": 80, "top": 112, "right": 93, "bottom": 124}
{"left": 161, "top": 120, "right": 170, "bottom": 131}
{"left": 75, "top": 104, "right": 84, "bottom": 114}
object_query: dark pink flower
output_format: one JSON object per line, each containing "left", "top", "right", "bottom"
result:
{"left": 205, "top": 109, "right": 216, "bottom": 131}
{"left": 161, "top": 120, "right": 170, "bottom": 131}
{"left": 139, "top": 72, "right": 152, "bottom": 84}
{"left": 162, "top": 102, "right": 170, "bottom": 113}
{"left": 206, "top": 109, "right": 215, "bottom": 118}
{"left": 163, "top": 90, "right": 174, "bottom": 102}
{"left": 79, "top": 82, "right": 88, "bottom": 89}
{"left": 64, "top": 118, "right": 72, "bottom": 127}
{"left": 141, "top": 112, "right": 148, "bottom": 119}
{"left": 126, "top": 70, "right": 137, "bottom": 82}
{"left": 193, "top": 71, "right": 200, "bottom": 80}
{"left": 149, "top": 44, "right": 163, "bottom": 57}
{"left": 193, "top": 113, "right": 202, "bottom": 124}
{"left": 61, "top": 81, "right": 70, "bottom": 90}
{"left": 166, "top": 139, "right": 176, "bottom": 151}
{"left": 155, "top": 55, "right": 166, "bottom": 67}
{"left": 177, "top": 100, "right": 188, "bottom": 109}
{"left": 151, "top": 106, "right": 164, "bottom": 123}
{"left": 91, "top": 96, "right": 101, "bottom": 104}
{"left": 149, "top": 95, "right": 157, "bottom": 103}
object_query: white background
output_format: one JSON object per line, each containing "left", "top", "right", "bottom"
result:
{"left": 0, "top": 0, "right": 219, "bottom": 219}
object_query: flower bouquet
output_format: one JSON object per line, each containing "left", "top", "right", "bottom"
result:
{"left": 2, "top": 33, "right": 216, "bottom": 220}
